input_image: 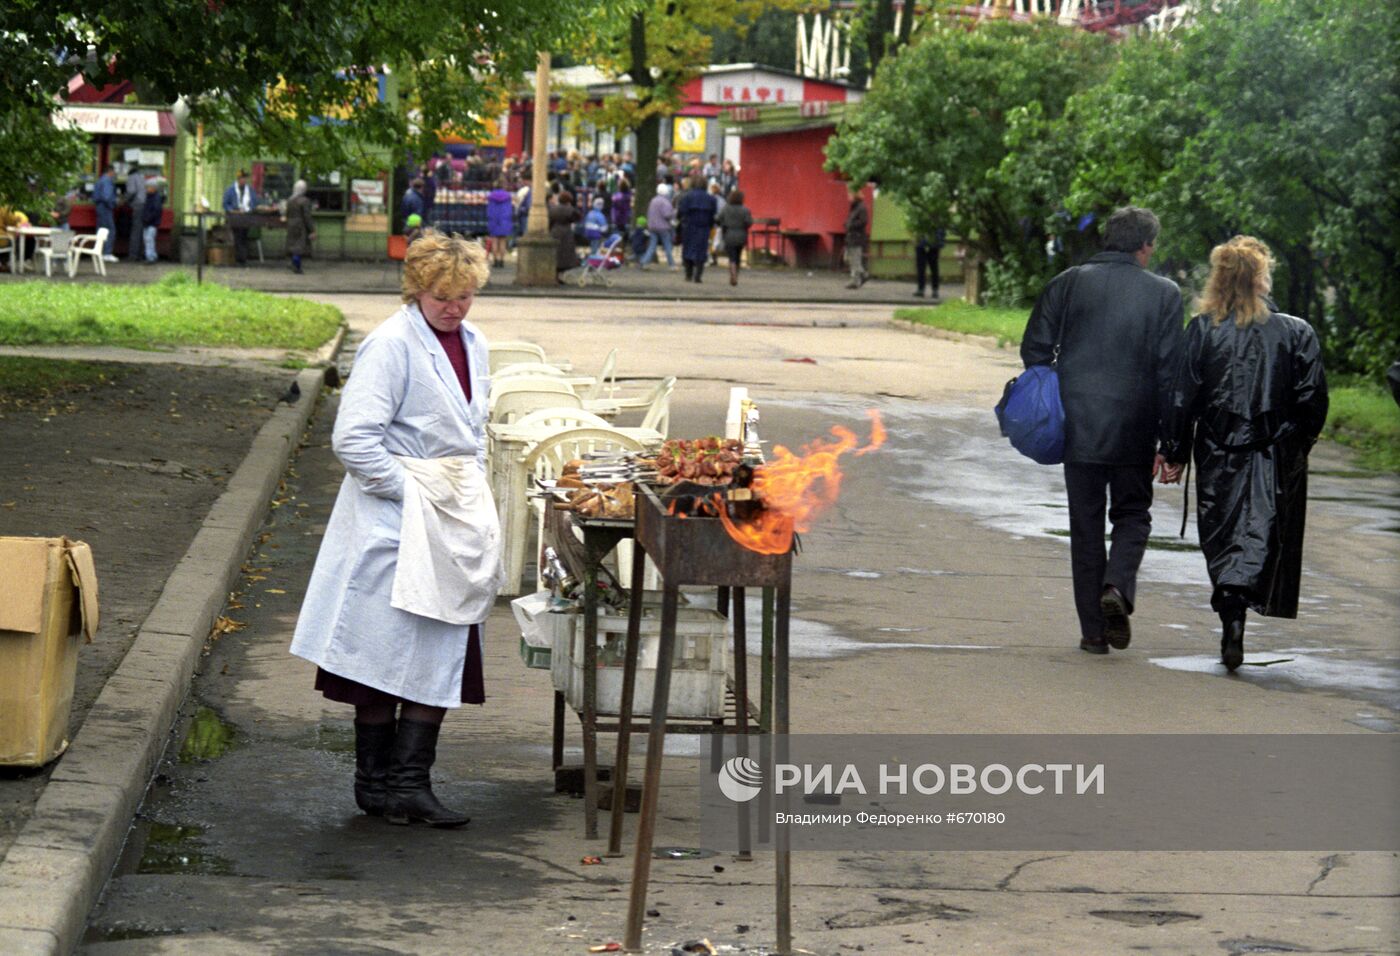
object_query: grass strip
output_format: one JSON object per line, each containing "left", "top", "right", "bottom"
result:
{"left": 1323, "top": 383, "right": 1400, "bottom": 473}
{"left": 896, "top": 301, "right": 1399, "bottom": 473}
{"left": 893, "top": 300, "right": 1028, "bottom": 348}
{"left": 0, "top": 272, "right": 342, "bottom": 350}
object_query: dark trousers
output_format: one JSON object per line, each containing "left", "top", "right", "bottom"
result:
{"left": 1064, "top": 461, "right": 1154, "bottom": 641}
{"left": 232, "top": 227, "right": 250, "bottom": 264}
{"left": 916, "top": 243, "right": 940, "bottom": 293}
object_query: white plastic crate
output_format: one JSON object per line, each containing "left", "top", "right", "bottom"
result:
{"left": 511, "top": 592, "right": 570, "bottom": 670}
{"left": 552, "top": 594, "right": 730, "bottom": 718}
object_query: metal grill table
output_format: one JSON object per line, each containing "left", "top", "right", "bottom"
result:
{"left": 616, "top": 485, "right": 794, "bottom": 954}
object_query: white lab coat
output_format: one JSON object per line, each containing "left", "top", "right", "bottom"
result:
{"left": 290, "top": 303, "right": 495, "bottom": 708}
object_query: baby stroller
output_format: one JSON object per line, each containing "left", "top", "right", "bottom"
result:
{"left": 577, "top": 232, "right": 625, "bottom": 287}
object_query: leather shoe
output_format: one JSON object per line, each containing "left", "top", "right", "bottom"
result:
{"left": 1100, "top": 585, "right": 1132, "bottom": 649}
{"left": 1221, "top": 617, "right": 1245, "bottom": 672}
{"left": 1079, "top": 634, "right": 1109, "bottom": 655}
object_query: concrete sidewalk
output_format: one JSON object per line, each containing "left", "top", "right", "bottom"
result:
{"left": 0, "top": 253, "right": 963, "bottom": 306}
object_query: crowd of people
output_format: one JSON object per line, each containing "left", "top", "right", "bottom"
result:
{"left": 399, "top": 148, "right": 760, "bottom": 286}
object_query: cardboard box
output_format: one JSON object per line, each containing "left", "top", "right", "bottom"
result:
{"left": 0, "top": 537, "right": 99, "bottom": 766}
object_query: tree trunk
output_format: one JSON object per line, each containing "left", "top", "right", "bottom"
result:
{"left": 627, "top": 11, "right": 660, "bottom": 217}
{"left": 633, "top": 114, "right": 660, "bottom": 221}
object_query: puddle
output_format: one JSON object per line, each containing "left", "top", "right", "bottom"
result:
{"left": 299, "top": 722, "right": 354, "bottom": 756}
{"left": 728, "top": 594, "right": 996, "bottom": 659}
{"left": 1150, "top": 652, "right": 1400, "bottom": 709}
{"left": 1042, "top": 528, "right": 1201, "bottom": 553}
{"left": 178, "top": 707, "right": 238, "bottom": 763}
{"left": 137, "top": 822, "right": 235, "bottom": 875}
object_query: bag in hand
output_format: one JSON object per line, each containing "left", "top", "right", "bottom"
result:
{"left": 995, "top": 364, "right": 1065, "bottom": 465}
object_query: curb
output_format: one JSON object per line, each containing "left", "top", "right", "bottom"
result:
{"left": 0, "top": 364, "right": 329, "bottom": 955}
{"left": 886, "top": 317, "right": 1008, "bottom": 351}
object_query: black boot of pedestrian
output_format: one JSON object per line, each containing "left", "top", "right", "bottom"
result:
{"left": 694, "top": 262, "right": 704, "bottom": 283}
{"left": 1220, "top": 612, "right": 1246, "bottom": 672}
{"left": 384, "top": 718, "right": 469, "bottom": 828}
{"left": 684, "top": 262, "right": 694, "bottom": 281}
{"left": 353, "top": 720, "right": 396, "bottom": 816}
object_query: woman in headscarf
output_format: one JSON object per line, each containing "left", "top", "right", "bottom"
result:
{"left": 675, "top": 176, "right": 717, "bottom": 283}
{"left": 284, "top": 180, "right": 315, "bottom": 274}
{"left": 290, "top": 231, "right": 503, "bottom": 828}
{"left": 548, "top": 191, "right": 582, "bottom": 280}
{"left": 1160, "top": 235, "right": 1328, "bottom": 671}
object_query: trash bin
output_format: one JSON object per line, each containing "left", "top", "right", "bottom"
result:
{"left": 0, "top": 536, "right": 99, "bottom": 766}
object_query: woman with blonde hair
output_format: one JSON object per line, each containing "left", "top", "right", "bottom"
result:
{"left": 1160, "top": 236, "right": 1328, "bottom": 671}
{"left": 291, "top": 230, "right": 503, "bottom": 827}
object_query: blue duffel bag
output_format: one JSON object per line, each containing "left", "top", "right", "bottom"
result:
{"left": 995, "top": 363, "right": 1065, "bottom": 465}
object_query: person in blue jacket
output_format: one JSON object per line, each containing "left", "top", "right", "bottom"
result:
{"left": 221, "top": 170, "right": 258, "bottom": 265}
{"left": 582, "top": 198, "right": 609, "bottom": 257}
{"left": 92, "top": 166, "right": 118, "bottom": 261}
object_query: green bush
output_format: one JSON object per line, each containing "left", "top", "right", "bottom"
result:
{"left": 0, "top": 278, "right": 341, "bottom": 350}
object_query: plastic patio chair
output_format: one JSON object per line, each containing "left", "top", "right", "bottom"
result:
{"left": 67, "top": 228, "right": 109, "bottom": 277}
{"left": 36, "top": 231, "right": 74, "bottom": 277}
{"left": 497, "top": 427, "right": 645, "bottom": 595}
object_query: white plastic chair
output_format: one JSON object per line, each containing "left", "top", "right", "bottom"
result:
{"left": 581, "top": 349, "right": 618, "bottom": 403}
{"left": 490, "top": 383, "right": 582, "bottom": 425}
{"left": 493, "top": 362, "right": 598, "bottom": 392}
{"left": 36, "top": 231, "right": 74, "bottom": 278}
{"left": 68, "top": 228, "right": 109, "bottom": 277}
{"left": 488, "top": 341, "right": 548, "bottom": 372}
{"left": 510, "top": 407, "right": 612, "bottom": 431}
{"left": 499, "top": 427, "right": 644, "bottom": 595}
{"left": 584, "top": 375, "right": 675, "bottom": 436}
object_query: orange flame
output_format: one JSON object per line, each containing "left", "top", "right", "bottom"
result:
{"left": 718, "top": 410, "right": 886, "bottom": 554}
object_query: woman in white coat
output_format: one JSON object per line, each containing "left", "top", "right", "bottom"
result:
{"left": 291, "top": 231, "right": 503, "bottom": 828}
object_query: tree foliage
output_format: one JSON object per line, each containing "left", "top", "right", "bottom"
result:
{"left": 0, "top": 0, "right": 629, "bottom": 206}
{"left": 563, "top": 0, "right": 803, "bottom": 215}
{"left": 825, "top": 17, "right": 1114, "bottom": 283}
{"left": 1051, "top": 0, "right": 1399, "bottom": 377}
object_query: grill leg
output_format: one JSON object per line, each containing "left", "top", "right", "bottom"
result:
{"left": 732, "top": 586, "right": 752, "bottom": 862}
{"left": 582, "top": 562, "right": 600, "bottom": 839}
{"left": 552, "top": 691, "right": 565, "bottom": 771}
{"left": 775, "top": 584, "right": 792, "bottom": 954}
{"left": 623, "top": 583, "right": 679, "bottom": 952}
{"left": 607, "top": 542, "right": 648, "bottom": 856}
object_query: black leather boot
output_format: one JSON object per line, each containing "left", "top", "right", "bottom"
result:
{"left": 384, "top": 718, "right": 469, "bottom": 828}
{"left": 1221, "top": 614, "right": 1246, "bottom": 672}
{"left": 353, "top": 720, "right": 396, "bottom": 816}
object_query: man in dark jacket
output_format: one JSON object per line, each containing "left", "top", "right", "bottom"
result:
{"left": 844, "top": 188, "right": 869, "bottom": 289}
{"left": 1020, "top": 206, "right": 1184, "bottom": 655}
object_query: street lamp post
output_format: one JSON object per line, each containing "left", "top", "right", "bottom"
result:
{"left": 515, "top": 51, "right": 558, "bottom": 287}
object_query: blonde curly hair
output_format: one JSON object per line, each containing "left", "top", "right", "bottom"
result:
{"left": 401, "top": 230, "right": 490, "bottom": 303}
{"left": 1199, "top": 235, "right": 1274, "bottom": 327}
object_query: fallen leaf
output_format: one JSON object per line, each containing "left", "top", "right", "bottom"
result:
{"left": 265, "top": 588, "right": 286, "bottom": 594}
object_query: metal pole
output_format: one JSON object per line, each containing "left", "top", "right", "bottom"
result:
{"left": 196, "top": 211, "right": 205, "bottom": 286}
{"left": 775, "top": 585, "right": 792, "bottom": 955}
{"left": 582, "top": 559, "right": 600, "bottom": 839}
{"left": 732, "top": 586, "right": 752, "bottom": 862}
{"left": 760, "top": 586, "right": 775, "bottom": 733}
{"left": 623, "top": 583, "right": 679, "bottom": 952}
{"left": 607, "top": 542, "right": 648, "bottom": 856}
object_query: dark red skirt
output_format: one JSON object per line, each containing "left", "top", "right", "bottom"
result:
{"left": 314, "top": 624, "right": 485, "bottom": 706}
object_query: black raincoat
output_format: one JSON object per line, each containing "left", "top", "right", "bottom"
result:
{"left": 1161, "top": 311, "right": 1329, "bottom": 617}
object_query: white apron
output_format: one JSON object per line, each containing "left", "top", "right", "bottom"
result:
{"left": 392, "top": 454, "right": 504, "bottom": 625}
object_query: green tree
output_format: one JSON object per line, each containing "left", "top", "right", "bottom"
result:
{"left": 0, "top": 1, "right": 628, "bottom": 207}
{"left": 825, "top": 17, "right": 1113, "bottom": 286}
{"left": 1049, "top": 0, "right": 1399, "bottom": 376}
{"left": 564, "top": 0, "right": 803, "bottom": 216}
